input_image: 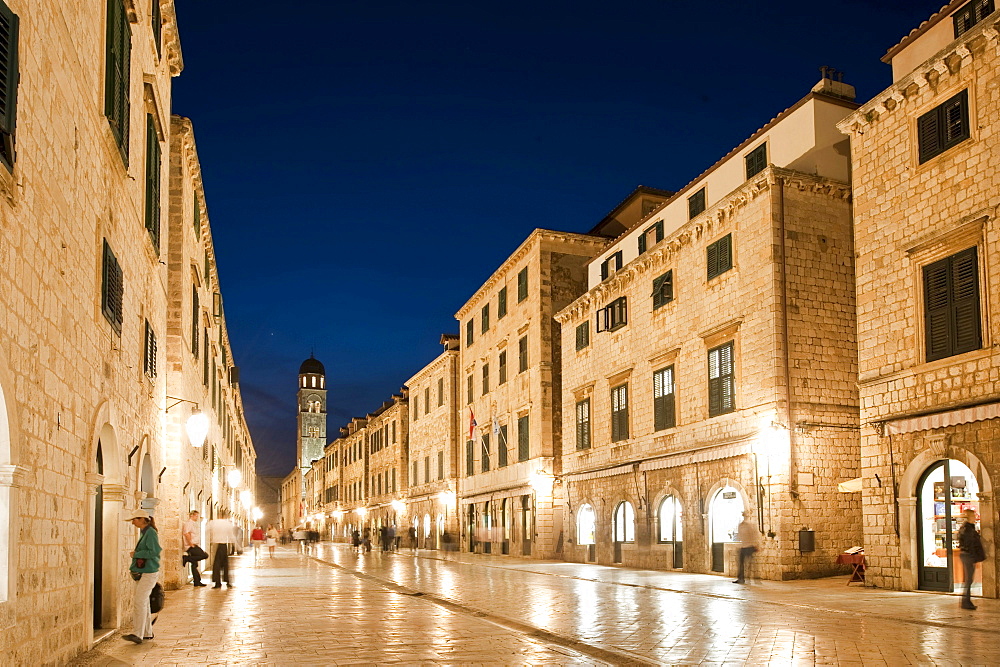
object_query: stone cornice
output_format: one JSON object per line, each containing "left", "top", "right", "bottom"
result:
{"left": 838, "top": 17, "right": 1000, "bottom": 137}
{"left": 406, "top": 349, "right": 458, "bottom": 386}
{"left": 555, "top": 167, "right": 850, "bottom": 326}
{"left": 161, "top": 1, "right": 184, "bottom": 76}
{"left": 454, "top": 229, "right": 607, "bottom": 320}
{"left": 0, "top": 464, "right": 30, "bottom": 488}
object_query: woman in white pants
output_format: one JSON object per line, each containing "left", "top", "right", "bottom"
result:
{"left": 122, "top": 510, "right": 161, "bottom": 644}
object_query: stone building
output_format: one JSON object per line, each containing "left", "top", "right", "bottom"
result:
{"left": 364, "top": 394, "right": 409, "bottom": 541}
{"left": 454, "top": 229, "right": 609, "bottom": 558}
{"left": 338, "top": 417, "right": 371, "bottom": 538}
{"left": 838, "top": 1, "right": 1000, "bottom": 597}
{"left": 405, "top": 334, "right": 462, "bottom": 549}
{"left": 162, "top": 115, "right": 256, "bottom": 590}
{"left": 555, "top": 76, "right": 862, "bottom": 580}
{"left": 0, "top": 1, "right": 252, "bottom": 662}
{"left": 280, "top": 469, "right": 301, "bottom": 530}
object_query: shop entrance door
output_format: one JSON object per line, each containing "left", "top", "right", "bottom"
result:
{"left": 521, "top": 495, "right": 532, "bottom": 556}
{"left": 917, "top": 459, "right": 980, "bottom": 593}
{"left": 710, "top": 487, "right": 743, "bottom": 573}
{"left": 92, "top": 443, "right": 103, "bottom": 629}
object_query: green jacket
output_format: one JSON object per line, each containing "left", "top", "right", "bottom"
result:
{"left": 130, "top": 526, "right": 161, "bottom": 573}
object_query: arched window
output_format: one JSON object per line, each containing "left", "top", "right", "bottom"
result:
{"left": 658, "top": 495, "right": 683, "bottom": 543}
{"left": 423, "top": 513, "right": 431, "bottom": 538}
{"left": 613, "top": 501, "right": 635, "bottom": 543}
{"left": 577, "top": 504, "right": 596, "bottom": 545}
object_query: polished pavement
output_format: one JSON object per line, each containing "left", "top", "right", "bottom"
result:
{"left": 73, "top": 543, "right": 999, "bottom": 665}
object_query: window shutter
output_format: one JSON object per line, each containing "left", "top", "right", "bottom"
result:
{"left": 0, "top": 1, "right": 19, "bottom": 164}
{"left": 655, "top": 220, "right": 664, "bottom": 243}
{"left": 481, "top": 434, "right": 490, "bottom": 472}
{"left": 151, "top": 0, "right": 162, "bottom": 58}
{"left": 104, "top": 0, "right": 130, "bottom": 163}
{"left": 498, "top": 287, "right": 507, "bottom": 318}
{"left": 192, "top": 286, "right": 199, "bottom": 356}
{"left": 637, "top": 234, "right": 646, "bottom": 254}
{"left": 145, "top": 115, "right": 160, "bottom": 250}
{"left": 518, "top": 415, "right": 529, "bottom": 461}
{"left": 498, "top": 425, "right": 508, "bottom": 466}
{"left": 707, "top": 240, "right": 719, "bottom": 279}
{"left": 720, "top": 234, "right": 732, "bottom": 273}
{"left": 943, "top": 91, "right": 970, "bottom": 147}
{"left": 924, "top": 257, "right": 953, "bottom": 361}
{"left": 101, "top": 240, "right": 124, "bottom": 334}
{"left": 194, "top": 198, "right": 201, "bottom": 238}
{"left": 952, "top": 247, "right": 981, "bottom": 355}
{"left": 600, "top": 258, "right": 609, "bottom": 281}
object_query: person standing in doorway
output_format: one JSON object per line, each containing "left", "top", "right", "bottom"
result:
{"left": 182, "top": 510, "right": 207, "bottom": 587}
{"left": 121, "top": 510, "right": 161, "bottom": 644}
{"left": 958, "top": 508, "right": 985, "bottom": 610}
{"left": 734, "top": 510, "right": 760, "bottom": 585}
{"left": 206, "top": 509, "right": 236, "bottom": 588}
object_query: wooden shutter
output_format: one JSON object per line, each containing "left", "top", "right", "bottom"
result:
{"left": 709, "top": 344, "right": 733, "bottom": 416}
{"left": 600, "top": 257, "right": 610, "bottom": 280}
{"left": 917, "top": 107, "right": 941, "bottom": 163}
{"left": 481, "top": 434, "right": 490, "bottom": 472}
{"left": 652, "top": 271, "right": 672, "bottom": 309}
{"left": 943, "top": 90, "right": 970, "bottom": 147}
{"left": 576, "top": 399, "right": 590, "bottom": 450}
{"left": 517, "top": 267, "right": 528, "bottom": 301}
{"left": 498, "top": 287, "right": 507, "bottom": 318}
{"left": 924, "top": 256, "right": 952, "bottom": 360}
{"left": 104, "top": 0, "right": 131, "bottom": 161}
{"left": 688, "top": 188, "right": 706, "bottom": 219}
{"left": 192, "top": 286, "right": 199, "bottom": 356}
{"left": 637, "top": 234, "right": 646, "bottom": 254}
{"left": 499, "top": 350, "right": 507, "bottom": 383}
{"left": 518, "top": 415, "right": 529, "bottom": 461}
{"left": 0, "top": 1, "right": 19, "bottom": 165}
{"left": 498, "top": 426, "right": 508, "bottom": 466}
{"left": 925, "top": 247, "right": 981, "bottom": 361}
{"left": 101, "top": 240, "right": 124, "bottom": 334}
{"left": 194, "top": 198, "right": 201, "bottom": 238}
{"left": 654, "top": 367, "right": 675, "bottom": 431}
{"left": 144, "top": 320, "right": 157, "bottom": 378}
{"left": 151, "top": 0, "right": 162, "bottom": 58}
{"left": 145, "top": 115, "right": 160, "bottom": 249}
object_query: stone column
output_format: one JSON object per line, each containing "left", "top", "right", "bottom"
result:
{"left": 897, "top": 496, "right": 917, "bottom": 591}
{"left": 0, "top": 464, "right": 30, "bottom": 606}
{"left": 977, "top": 491, "right": 995, "bottom": 598}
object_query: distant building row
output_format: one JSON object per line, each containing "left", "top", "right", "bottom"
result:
{"left": 284, "top": 0, "right": 1000, "bottom": 603}
{"left": 0, "top": 2, "right": 257, "bottom": 663}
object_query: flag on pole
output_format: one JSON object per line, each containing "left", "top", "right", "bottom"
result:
{"left": 469, "top": 408, "right": 477, "bottom": 440}
{"left": 492, "top": 414, "right": 500, "bottom": 436}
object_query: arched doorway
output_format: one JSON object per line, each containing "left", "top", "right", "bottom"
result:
{"left": 482, "top": 501, "right": 493, "bottom": 554}
{"left": 520, "top": 494, "right": 533, "bottom": 556}
{"left": 577, "top": 504, "right": 596, "bottom": 562}
{"left": 917, "top": 459, "right": 981, "bottom": 593}
{"left": 93, "top": 443, "right": 104, "bottom": 629}
{"left": 710, "top": 486, "right": 744, "bottom": 572}
{"left": 658, "top": 494, "right": 684, "bottom": 569}
{"left": 466, "top": 504, "right": 476, "bottom": 552}
{"left": 612, "top": 501, "right": 635, "bottom": 564}
{"left": 500, "top": 498, "right": 510, "bottom": 555}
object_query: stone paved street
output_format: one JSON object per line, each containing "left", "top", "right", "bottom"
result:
{"left": 74, "top": 544, "right": 1000, "bottom": 665}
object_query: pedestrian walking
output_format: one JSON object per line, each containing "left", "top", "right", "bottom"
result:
{"left": 408, "top": 525, "right": 417, "bottom": 551}
{"left": 182, "top": 510, "right": 207, "bottom": 587}
{"left": 293, "top": 526, "right": 305, "bottom": 552}
{"left": 250, "top": 525, "right": 265, "bottom": 562}
{"left": 266, "top": 524, "right": 279, "bottom": 558}
{"left": 734, "top": 510, "right": 760, "bottom": 584}
{"left": 351, "top": 529, "right": 361, "bottom": 552}
{"left": 958, "top": 508, "right": 985, "bottom": 610}
{"left": 121, "top": 509, "right": 161, "bottom": 644}
{"left": 206, "top": 509, "right": 236, "bottom": 588}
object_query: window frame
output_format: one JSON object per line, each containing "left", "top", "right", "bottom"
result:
{"left": 575, "top": 398, "right": 591, "bottom": 450}
{"left": 917, "top": 89, "right": 971, "bottom": 164}
{"left": 596, "top": 296, "right": 627, "bottom": 333}
{"left": 653, "top": 365, "right": 676, "bottom": 431}
{"left": 744, "top": 143, "right": 767, "bottom": 179}
{"left": 707, "top": 341, "right": 735, "bottom": 417}
{"left": 600, "top": 251, "right": 624, "bottom": 281}
{"left": 611, "top": 383, "right": 629, "bottom": 442}
{"left": 923, "top": 246, "right": 982, "bottom": 361}
{"left": 575, "top": 321, "right": 590, "bottom": 351}
{"left": 104, "top": 0, "right": 131, "bottom": 165}
{"left": 706, "top": 234, "right": 733, "bottom": 281}
{"left": 637, "top": 221, "right": 664, "bottom": 254}
{"left": 953, "top": 0, "right": 994, "bottom": 37}
{"left": 517, "top": 267, "right": 528, "bottom": 302}
{"left": 652, "top": 271, "right": 673, "bottom": 310}
{"left": 688, "top": 187, "right": 706, "bottom": 220}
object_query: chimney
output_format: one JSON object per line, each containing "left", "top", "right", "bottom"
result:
{"left": 812, "top": 66, "right": 855, "bottom": 102}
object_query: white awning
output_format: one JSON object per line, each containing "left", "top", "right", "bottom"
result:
{"left": 838, "top": 477, "right": 862, "bottom": 493}
{"left": 884, "top": 402, "right": 1000, "bottom": 435}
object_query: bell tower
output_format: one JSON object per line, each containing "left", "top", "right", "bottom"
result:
{"left": 297, "top": 355, "right": 327, "bottom": 470}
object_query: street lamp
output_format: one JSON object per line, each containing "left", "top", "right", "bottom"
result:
{"left": 240, "top": 489, "right": 253, "bottom": 510}
{"left": 228, "top": 468, "right": 243, "bottom": 489}
{"left": 390, "top": 499, "right": 405, "bottom": 513}
{"left": 166, "top": 397, "right": 210, "bottom": 448}
{"left": 251, "top": 506, "right": 263, "bottom": 522}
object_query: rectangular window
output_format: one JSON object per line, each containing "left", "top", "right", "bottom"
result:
{"left": 466, "top": 440, "right": 474, "bottom": 476}
{"left": 596, "top": 297, "right": 627, "bottom": 333}
{"left": 412, "top": 396, "right": 418, "bottom": 420}
{"left": 437, "top": 377, "right": 444, "bottom": 406}
{"left": 425, "top": 456, "right": 431, "bottom": 484}
{"left": 437, "top": 450, "right": 444, "bottom": 479}
{"left": 708, "top": 342, "right": 735, "bottom": 416}
{"left": 192, "top": 286, "right": 200, "bottom": 357}
{"left": 101, "top": 239, "right": 124, "bottom": 335}
{"left": 466, "top": 319, "right": 474, "bottom": 346}
{"left": 517, "top": 415, "right": 529, "bottom": 461}
{"left": 0, "top": 1, "right": 19, "bottom": 170}
{"left": 104, "top": 0, "right": 131, "bottom": 164}
{"left": 143, "top": 319, "right": 157, "bottom": 379}
{"left": 652, "top": 270, "right": 674, "bottom": 309}
{"left": 707, "top": 234, "right": 733, "bottom": 280}
{"left": 575, "top": 321, "right": 590, "bottom": 350}
{"left": 517, "top": 267, "right": 528, "bottom": 302}
{"left": 481, "top": 304, "right": 490, "bottom": 333}
{"left": 481, "top": 434, "right": 490, "bottom": 472}
{"left": 688, "top": 187, "right": 706, "bottom": 219}
{"left": 499, "top": 350, "right": 507, "bottom": 384}
{"left": 917, "top": 89, "right": 971, "bottom": 164}
{"left": 392, "top": 420, "right": 397, "bottom": 443}
{"left": 151, "top": 0, "right": 162, "bottom": 57}
{"left": 924, "top": 247, "right": 982, "bottom": 361}
{"left": 424, "top": 387, "right": 430, "bottom": 414}
{"left": 954, "top": 0, "right": 994, "bottom": 37}
{"left": 467, "top": 374, "right": 473, "bottom": 404}
{"left": 576, "top": 399, "right": 591, "bottom": 450}
{"left": 745, "top": 143, "right": 767, "bottom": 179}
{"left": 498, "top": 286, "right": 508, "bottom": 318}
{"left": 518, "top": 336, "right": 528, "bottom": 372}
{"left": 600, "top": 251, "right": 624, "bottom": 280}
{"left": 653, "top": 366, "right": 676, "bottom": 431}
{"left": 482, "top": 364, "right": 489, "bottom": 395}
{"left": 637, "top": 222, "right": 664, "bottom": 254}
{"left": 498, "top": 425, "right": 508, "bottom": 467}
{"left": 611, "top": 384, "right": 629, "bottom": 442}
{"left": 144, "top": 114, "right": 161, "bottom": 251}
{"left": 202, "top": 329, "right": 208, "bottom": 385}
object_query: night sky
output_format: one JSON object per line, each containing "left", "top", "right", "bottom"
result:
{"left": 171, "top": 0, "right": 937, "bottom": 476}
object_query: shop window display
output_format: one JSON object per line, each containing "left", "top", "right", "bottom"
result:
{"left": 918, "top": 459, "right": 980, "bottom": 594}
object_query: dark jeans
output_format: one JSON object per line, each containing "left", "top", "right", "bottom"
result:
{"left": 211, "top": 543, "right": 230, "bottom": 584}
{"left": 188, "top": 547, "right": 202, "bottom": 585}
{"left": 737, "top": 547, "right": 756, "bottom": 582}
{"left": 960, "top": 552, "right": 977, "bottom": 601}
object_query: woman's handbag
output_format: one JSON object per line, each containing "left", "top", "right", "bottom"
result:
{"left": 149, "top": 583, "right": 164, "bottom": 613}
{"left": 130, "top": 571, "right": 142, "bottom": 581}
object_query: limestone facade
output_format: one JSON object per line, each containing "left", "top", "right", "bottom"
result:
{"left": 556, "top": 84, "right": 862, "bottom": 580}
{"left": 404, "top": 335, "right": 461, "bottom": 548}
{"left": 838, "top": 2, "right": 1000, "bottom": 596}
{"left": 0, "top": 1, "right": 254, "bottom": 663}
{"left": 453, "top": 230, "right": 608, "bottom": 558}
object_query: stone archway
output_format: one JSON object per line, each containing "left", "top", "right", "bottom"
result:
{"left": 702, "top": 478, "right": 752, "bottom": 575}
{"left": 87, "top": 404, "right": 125, "bottom": 634}
{"left": 0, "top": 355, "right": 26, "bottom": 608}
{"left": 897, "top": 442, "right": 994, "bottom": 597}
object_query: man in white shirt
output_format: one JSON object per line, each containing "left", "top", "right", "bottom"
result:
{"left": 734, "top": 510, "right": 761, "bottom": 584}
{"left": 205, "top": 509, "right": 237, "bottom": 588}
{"left": 182, "top": 510, "right": 207, "bottom": 587}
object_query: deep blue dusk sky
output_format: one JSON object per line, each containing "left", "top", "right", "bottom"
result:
{"left": 171, "top": 0, "right": 936, "bottom": 476}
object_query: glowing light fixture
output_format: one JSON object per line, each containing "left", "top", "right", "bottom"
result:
{"left": 186, "top": 409, "right": 210, "bottom": 448}
{"left": 332, "top": 509, "right": 344, "bottom": 520}
{"left": 438, "top": 490, "right": 456, "bottom": 505}
{"left": 240, "top": 489, "right": 253, "bottom": 509}
{"left": 355, "top": 507, "right": 367, "bottom": 518}
{"left": 251, "top": 506, "right": 263, "bottom": 521}
{"left": 530, "top": 469, "right": 555, "bottom": 495}
{"left": 227, "top": 468, "right": 243, "bottom": 488}
{"left": 390, "top": 499, "right": 406, "bottom": 513}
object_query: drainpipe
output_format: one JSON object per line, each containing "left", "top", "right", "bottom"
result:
{"left": 776, "top": 176, "right": 798, "bottom": 500}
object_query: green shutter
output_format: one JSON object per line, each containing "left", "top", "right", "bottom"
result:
{"left": 952, "top": 247, "right": 981, "bottom": 355}
{"left": 104, "top": 0, "right": 131, "bottom": 164}
{"left": 498, "top": 287, "right": 507, "bottom": 318}
{"left": 151, "top": 0, "right": 162, "bottom": 58}
{"left": 0, "top": 2, "right": 19, "bottom": 167}
{"left": 517, "top": 267, "right": 528, "bottom": 302}
{"left": 517, "top": 415, "right": 529, "bottom": 461}
{"left": 194, "top": 198, "right": 201, "bottom": 238}
{"left": 144, "top": 115, "right": 160, "bottom": 250}
{"left": 917, "top": 106, "right": 942, "bottom": 163}
{"left": 637, "top": 234, "right": 646, "bottom": 254}
{"left": 192, "top": 286, "right": 199, "bottom": 357}
{"left": 101, "top": 239, "right": 124, "bottom": 334}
